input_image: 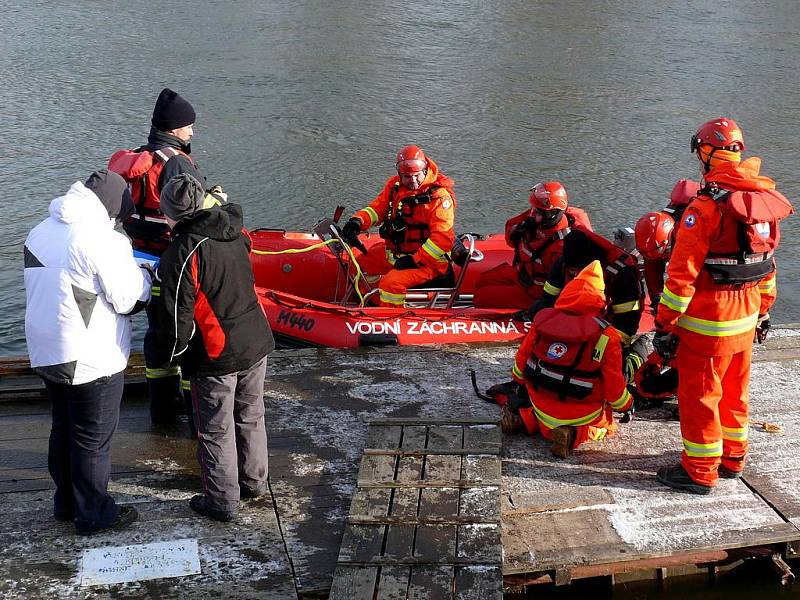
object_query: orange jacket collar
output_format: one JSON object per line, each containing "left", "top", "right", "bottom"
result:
{"left": 555, "top": 260, "right": 606, "bottom": 315}
{"left": 706, "top": 156, "right": 776, "bottom": 192}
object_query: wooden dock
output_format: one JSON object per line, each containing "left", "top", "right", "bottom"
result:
{"left": 1, "top": 327, "right": 799, "bottom": 597}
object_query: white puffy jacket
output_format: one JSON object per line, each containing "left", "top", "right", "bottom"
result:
{"left": 24, "top": 181, "right": 151, "bottom": 385}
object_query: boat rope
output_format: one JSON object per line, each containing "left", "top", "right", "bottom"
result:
{"left": 251, "top": 238, "right": 367, "bottom": 306}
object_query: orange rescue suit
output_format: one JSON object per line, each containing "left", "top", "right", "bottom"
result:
{"left": 352, "top": 157, "right": 456, "bottom": 306}
{"left": 512, "top": 261, "right": 632, "bottom": 450}
{"left": 657, "top": 157, "right": 793, "bottom": 486}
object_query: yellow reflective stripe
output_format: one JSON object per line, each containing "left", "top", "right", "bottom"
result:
{"left": 661, "top": 287, "right": 691, "bottom": 313}
{"left": 364, "top": 206, "right": 380, "bottom": 227}
{"left": 543, "top": 282, "right": 561, "bottom": 296}
{"left": 181, "top": 379, "right": 192, "bottom": 391}
{"left": 615, "top": 328, "right": 632, "bottom": 346}
{"left": 151, "top": 285, "right": 161, "bottom": 297}
{"left": 589, "top": 427, "right": 608, "bottom": 441}
{"left": 683, "top": 438, "right": 723, "bottom": 457}
{"left": 610, "top": 387, "right": 631, "bottom": 410}
{"left": 145, "top": 367, "right": 179, "bottom": 378}
{"left": 611, "top": 300, "right": 641, "bottom": 314}
{"left": 592, "top": 335, "right": 609, "bottom": 362}
{"left": 677, "top": 312, "right": 758, "bottom": 337}
{"left": 759, "top": 279, "right": 776, "bottom": 294}
{"left": 512, "top": 363, "right": 524, "bottom": 380}
{"left": 379, "top": 289, "right": 405, "bottom": 305}
{"left": 385, "top": 250, "right": 397, "bottom": 265}
{"left": 533, "top": 405, "right": 603, "bottom": 429}
{"left": 721, "top": 425, "right": 748, "bottom": 441}
{"left": 421, "top": 239, "right": 448, "bottom": 262}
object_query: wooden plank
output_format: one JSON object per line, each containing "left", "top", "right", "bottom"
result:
{"left": 363, "top": 448, "right": 499, "bottom": 456}
{"left": 407, "top": 565, "right": 454, "bottom": 599}
{"left": 384, "top": 525, "right": 416, "bottom": 560}
{"left": 401, "top": 425, "right": 428, "bottom": 450}
{"left": 457, "top": 524, "right": 502, "bottom": 562}
{"left": 349, "top": 488, "right": 392, "bottom": 519}
{"left": 357, "top": 454, "right": 397, "bottom": 484}
{"left": 413, "top": 525, "right": 457, "bottom": 561}
{"left": 427, "top": 425, "right": 464, "bottom": 450}
{"left": 366, "top": 425, "right": 403, "bottom": 449}
{"left": 462, "top": 424, "right": 502, "bottom": 454}
{"left": 376, "top": 565, "right": 411, "bottom": 599}
{"left": 329, "top": 565, "right": 378, "bottom": 599}
{"left": 359, "top": 480, "right": 498, "bottom": 489}
{"left": 454, "top": 566, "right": 503, "bottom": 599}
{"left": 423, "top": 454, "right": 462, "bottom": 482}
{"left": 337, "top": 525, "right": 386, "bottom": 563}
{"left": 370, "top": 418, "right": 498, "bottom": 426}
{"left": 349, "top": 516, "right": 500, "bottom": 526}
{"left": 461, "top": 455, "right": 502, "bottom": 482}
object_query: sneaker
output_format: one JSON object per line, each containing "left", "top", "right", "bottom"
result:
{"left": 718, "top": 464, "right": 743, "bottom": 479}
{"left": 240, "top": 482, "right": 269, "bottom": 499}
{"left": 500, "top": 405, "right": 525, "bottom": 434}
{"left": 550, "top": 426, "right": 576, "bottom": 459}
{"left": 76, "top": 506, "right": 138, "bottom": 536}
{"left": 656, "top": 464, "right": 713, "bottom": 495}
{"left": 189, "top": 495, "right": 236, "bottom": 522}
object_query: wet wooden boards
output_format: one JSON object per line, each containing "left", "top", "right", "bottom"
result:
{"left": 329, "top": 419, "right": 503, "bottom": 599}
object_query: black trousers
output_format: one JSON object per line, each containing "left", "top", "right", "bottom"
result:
{"left": 45, "top": 371, "right": 123, "bottom": 531}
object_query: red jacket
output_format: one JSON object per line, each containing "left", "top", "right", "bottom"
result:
{"left": 353, "top": 156, "right": 455, "bottom": 271}
{"left": 505, "top": 206, "right": 591, "bottom": 294}
{"left": 658, "top": 157, "right": 793, "bottom": 355}
{"left": 513, "top": 260, "right": 632, "bottom": 428}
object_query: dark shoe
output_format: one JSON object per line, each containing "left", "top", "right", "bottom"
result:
{"left": 54, "top": 510, "right": 74, "bottom": 522}
{"left": 189, "top": 495, "right": 236, "bottom": 522}
{"left": 76, "top": 506, "right": 138, "bottom": 535}
{"left": 718, "top": 464, "right": 743, "bottom": 479}
{"left": 240, "top": 482, "right": 269, "bottom": 499}
{"left": 657, "top": 464, "right": 713, "bottom": 495}
{"left": 500, "top": 405, "right": 525, "bottom": 434}
{"left": 550, "top": 426, "right": 576, "bottom": 459}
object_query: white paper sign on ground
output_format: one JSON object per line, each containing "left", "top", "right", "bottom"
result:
{"left": 80, "top": 538, "right": 201, "bottom": 586}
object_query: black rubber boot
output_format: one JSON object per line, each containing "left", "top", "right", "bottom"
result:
{"left": 656, "top": 463, "right": 713, "bottom": 495}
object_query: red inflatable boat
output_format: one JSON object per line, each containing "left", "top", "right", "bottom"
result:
{"left": 248, "top": 217, "right": 653, "bottom": 348}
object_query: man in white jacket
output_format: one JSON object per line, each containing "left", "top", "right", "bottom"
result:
{"left": 24, "top": 170, "right": 151, "bottom": 535}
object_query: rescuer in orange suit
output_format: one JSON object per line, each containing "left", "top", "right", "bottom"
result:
{"left": 635, "top": 179, "right": 701, "bottom": 312}
{"left": 340, "top": 145, "right": 456, "bottom": 307}
{"left": 654, "top": 118, "right": 793, "bottom": 494}
{"left": 473, "top": 182, "right": 592, "bottom": 309}
{"left": 503, "top": 260, "right": 633, "bottom": 458}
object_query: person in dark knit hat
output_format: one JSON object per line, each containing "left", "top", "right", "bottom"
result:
{"left": 148, "top": 176, "right": 274, "bottom": 522}
{"left": 107, "top": 87, "right": 207, "bottom": 429}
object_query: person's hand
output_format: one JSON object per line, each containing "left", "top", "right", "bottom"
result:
{"left": 755, "top": 313, "right": 770, "bottom": 344}
{"left": 393, "top": 255, "right": 417, "bottom": 270}
{"left": 653, "top": 330, "right": 679, "bottom": 361}
{"left": 341, "top": 218, "right": 362, "bottom": 245}
{"left": 139, "top": 263, "right": 156, "bottom": 284}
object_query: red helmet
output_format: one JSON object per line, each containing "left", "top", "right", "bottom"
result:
{"left": 635, "top": 211, "right": 675, "bottom": 260}
{"left": 529, "top": 181, "right": 568, "bottom": 211}
{"left": 396, "top": 145, "right": 428, "bottom": 174}
{"left": 690, "top": 117, "right": 745, "bottom": 153}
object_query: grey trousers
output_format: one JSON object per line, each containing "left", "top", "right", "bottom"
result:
{"left": 191, "top": 356, "right": 269, "bottom": 511}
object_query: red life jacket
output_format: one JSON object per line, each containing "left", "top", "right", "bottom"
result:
{"left": 700, "top": 184, "right": 792, "bottom": 284}
{"left": 380, "top": 177, "right": 455, "bottom": 255}
{"left": 524, "top": 308, "right": 609, "bottom": 403}
{"left": 663, "top": 179, "right": 701, "bottom": 224}
{"left": 108, "top": 147, "right": 193, "bottom": 253}
{"left": 511, "top": 207, "right": 592, "bottom": 289}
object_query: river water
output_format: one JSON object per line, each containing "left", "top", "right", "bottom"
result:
{"left": 2, "top": 3, "right": 800, "bottom": 595}
{"left": 1, "top": 0, "right": 799, "bottom": 356}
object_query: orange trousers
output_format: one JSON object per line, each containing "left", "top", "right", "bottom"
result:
{"left": 675, "top": 346, "right": 751, "bottom": 486}
{"left": 472, "top": 263, "right": 541, "bottom": 309}
{"left": 355, "top": 242, "right": 442, "bottom": 307}
{"left": 518, "top": 405, "right": 617, "bottom": 449}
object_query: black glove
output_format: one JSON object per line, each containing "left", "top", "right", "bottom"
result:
{"left": 650, "top": 294, "right": 661, "bottom": 316}
{"left": 755, "top": 313, "right": 770, "bottom": 344}
{"left": 341, "top": 218, "right": 362, "bottom": 245}
{"left": 393, "top": 255, "right": 417, "bottom": 270}
{"left": 653, "top": 330, "right": 679, "bottom": 361}
{"left": 509, "top": 217, "right": 537, "bottom": 243}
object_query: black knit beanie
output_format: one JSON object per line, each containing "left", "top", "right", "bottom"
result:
{"left": 151, "top": 88, "right": 196, "bottom": 131}
{"left": 160, "top": 173, "right": 205, "bottom": 222}
{"left": 562, "top": 229, "right": 605, "bottom": 269}
{"left": 84, "top": 169, "right": 134, "bottom": 222}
